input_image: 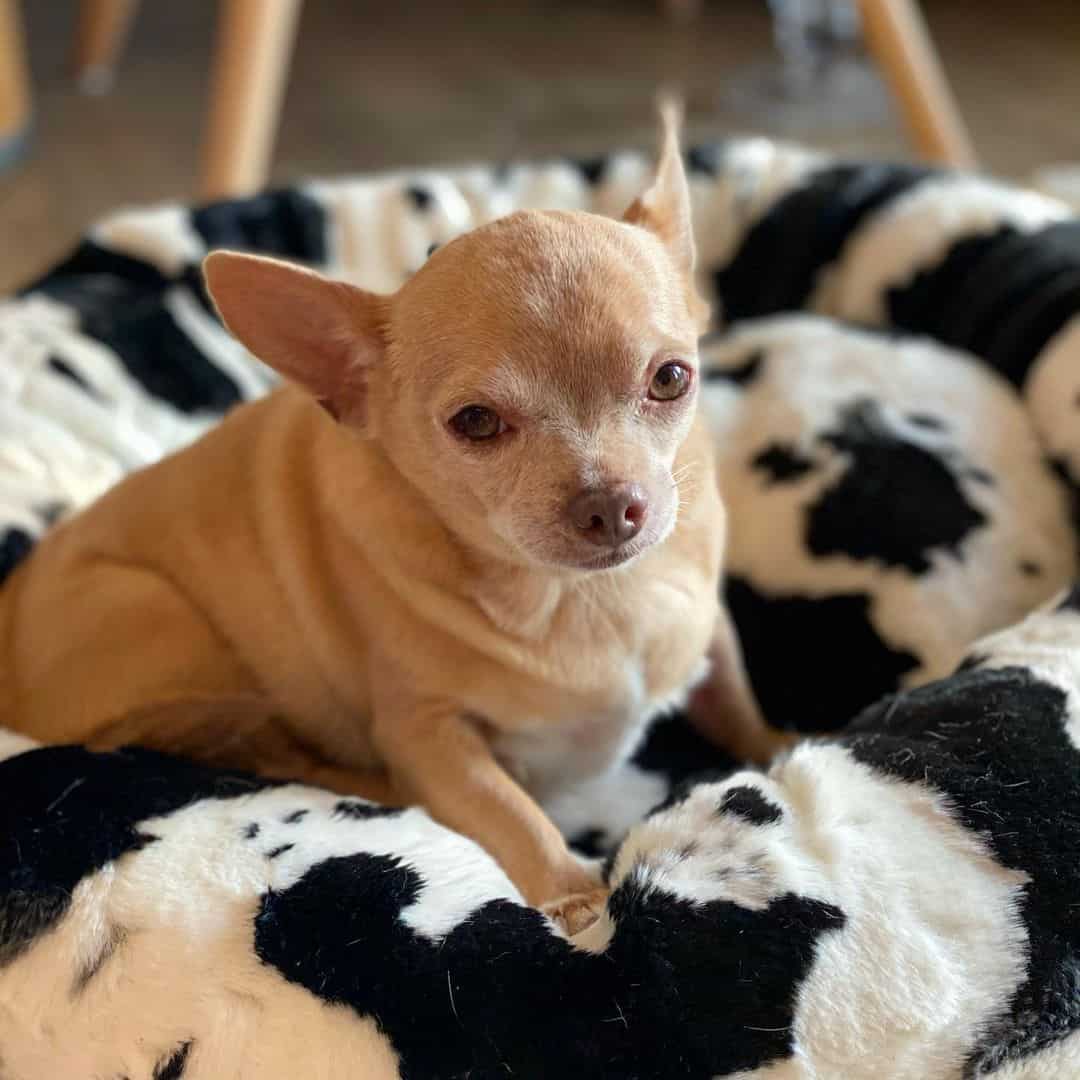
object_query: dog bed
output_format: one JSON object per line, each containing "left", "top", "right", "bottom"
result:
{"left": 1, "top": 142, "right": 1079, "bottom": 1078}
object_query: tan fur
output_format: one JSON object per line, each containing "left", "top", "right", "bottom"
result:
{"left": 0, "top": 109, "right": 789, "bottom": 915}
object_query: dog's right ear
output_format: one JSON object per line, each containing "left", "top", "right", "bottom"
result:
{"left": 203, "top": 250, "right": 388, "bottom": 432}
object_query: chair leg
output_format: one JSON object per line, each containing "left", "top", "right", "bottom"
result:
{"left": 71, "top": 0, "right": 140, "bottom": 93}
{"left": 855, "top": 0, "right": 976, "bottom": 168}
{"left": 0, "top": 0, "right": 30, "bottom": 168}
{"left": 199, "top": 0, "right": 303, "bottom": 202}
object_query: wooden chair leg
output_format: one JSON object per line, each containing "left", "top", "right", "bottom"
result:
{"left": 855, "top": 0, "right": 976, "bottom": 169}
{"left": 199, "top": 0, "right": 303, "bottom": 202}
{"left": 0, "top": 0, "right": 30, "bottom": 166}
{"left": 71, "top": 0, "right": 141, "bottom": 93}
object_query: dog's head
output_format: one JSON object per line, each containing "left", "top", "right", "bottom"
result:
{"left": 204, "top": 107, "right": 709, "bottom": 572}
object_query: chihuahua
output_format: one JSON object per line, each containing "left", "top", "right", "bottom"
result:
{"left": 0, "top": 107, "right": 790, "bottom": 925}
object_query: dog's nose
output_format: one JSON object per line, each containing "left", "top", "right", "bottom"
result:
{"left": 569, "top": 484, "right": 649, "bottom": 547}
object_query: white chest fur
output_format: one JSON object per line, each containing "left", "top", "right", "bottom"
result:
{"left": 494, "top": 649, "right": 712, "bottom": 802}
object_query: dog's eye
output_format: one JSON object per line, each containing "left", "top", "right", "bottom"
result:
{"left": 649, "top": 362, "right": 692, "bottom": 401}
{"left": 450, "top": 405, "right": 504, "bottom": 441}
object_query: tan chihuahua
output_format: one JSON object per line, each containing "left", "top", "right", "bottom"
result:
{"left": 0, "top": 107, "right": 788, "bottom": 924}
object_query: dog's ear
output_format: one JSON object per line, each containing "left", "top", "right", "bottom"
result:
{"left": 203, "top": 251, "right": 388, "bottom": 432}
{"left": 622, "top": 98, "right": 695, "bottom": 275}
{"left": 622, "top": 98, "right": 708, "bottom": 327}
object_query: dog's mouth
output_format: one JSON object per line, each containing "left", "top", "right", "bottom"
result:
{"left": 544, "top": 512, "right": 674, "bottom": 573}
{"left": 514, "top": 536, "right": 654, "bottom": 574}
{"left": 572, "top": 543, "right": 650, "bottom": 572}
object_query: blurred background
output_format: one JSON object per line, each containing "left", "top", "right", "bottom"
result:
{"left": 2, "top": 0, "right": 1078, "bottom": 293}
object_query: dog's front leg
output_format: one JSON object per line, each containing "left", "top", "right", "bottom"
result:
{"left": 371, "top": 693, "right": 602, "bottom": 918}
{"left": 686, "top": 605, "right": 798, "bottom": 765}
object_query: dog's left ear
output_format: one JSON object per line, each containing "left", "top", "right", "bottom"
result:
{"left": 622, "top": 98, "right": 708, "bottom": 328}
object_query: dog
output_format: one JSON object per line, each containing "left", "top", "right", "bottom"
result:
{"left": 0, "top": 106, "right": 790, "bottom": 924}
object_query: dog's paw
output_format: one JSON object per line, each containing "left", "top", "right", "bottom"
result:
{"left": 542, "top": 887, "right": 609, "bottom": 937}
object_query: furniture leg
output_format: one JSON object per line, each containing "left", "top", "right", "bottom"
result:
{"left": 856, "top": 0, "right": 976, "bottom": 168}
{"left": 71, "top": 0, "right": 140, "bottom": 93}
{"left": 199, "top": 0, "right": 303, "bottom": 201}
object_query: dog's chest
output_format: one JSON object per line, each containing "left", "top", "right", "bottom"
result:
{"left": 495, "top": 658, "right": 708, "bottom": 799}
{"left": 491, "top": 578, "right": 715, "bottom": 798}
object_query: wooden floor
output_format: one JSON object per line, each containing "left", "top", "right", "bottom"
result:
{"left": 2, "top": 0, "right": 1079, "bottom": 293}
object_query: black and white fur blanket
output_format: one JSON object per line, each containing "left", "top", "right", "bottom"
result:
{"left": 1, "top": 141, "right": 1080, "bottom": 1077}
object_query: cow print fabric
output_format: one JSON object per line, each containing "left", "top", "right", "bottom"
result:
{"left": 701, "top": 315, "right": 1074, "bottom": 729}
{"left": 1, "top": 141, "right": 1079, "bottom": 1077}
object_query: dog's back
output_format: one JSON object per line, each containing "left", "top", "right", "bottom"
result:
{"left": 0, "top": 386, "right": 378, "bottom": 752}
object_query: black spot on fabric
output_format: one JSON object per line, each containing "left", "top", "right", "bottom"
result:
{"left": 751, "top": 443, "right": 816, "bottom": 485}
{"left": 23, "top": 240, "right": 169, "bottom": 297}
{"left": 1056, "top": 583, "right": 1080, "bottom": 613}
{"left": 719, "top": 786, "right": 782, "bottom": 825}
{"left": 0, "top": 527, "right": 35, "bottom": 587}
{"left": 887, "top": 221, "right": 1080, "bottom": 389}
{"left": 242, "top": 822, "right": 260, "bottom": 840}
{"left": 25, "top": 241, "right": 242, "bottom": 415}
{"left": 889, "top": 227, "right": 1020, "bottom": 356}
{"left": 332, "top": 799, "right": 401, "bottom": 821}
{"left": 907, "top": 412, "right": 947, "bottom": 430}
{"left": 704, "top": 348, "right": 764, "bottom": 387}
{"left": 152, "top": 1040, "right": 192, "bottom": 1080}
{"left": 47, "top": 355, "right": 101, "bottom": 399}
{"left": 1019, "top": 560, "right": 1042, "bottom": 577}
{"left": 572, "top": 155, "right": 608, "bottom": 186}
{"left": 649, "top": 766, "right": 757, "bottom": 823}
{"left": 282, "top": 809, "right": 308, "bottom": 824}
{"left": 568, "top": 828, "right": 609, "bottom": 859}
{"left": 726, "top": 575, "right": 920, "bottom": 733}
{"left": 71, "top": 924, "right": 125, "bottom": 997}
{"left": 714, "top": 162, "right": 936, "bottom": 323}
{"left": 99, "top": 302, "right": 241, "bottom": 414}
{"left": 0, "top": 745, "right": 277, "bottom": 966}
{"left": 686, "top": 143, "right": 726, "bottom": 178}
{"left": 190, "top": 188, "right": 327, "bottom": 265}
{"left": 255, "top": 850, "right": 845, "bottom": 1078}
{"left": 266, "top": 843, "right": 294, "bottom": 859}
{"left": 955, "top": 652, "right": 989, "bottom": 673}
{"left": 632, "top": 713, "right": 740, "bottom": 794}
{"left": 621, "top": 716, "right": 744, "bottom": 858}
{"left": 806, "top": 397, "right": 987, "bottom": 573}
{"left": 404, "top": 185, "right": 433, "bottom": 211}
{"left": 846, "top": 666, "right": 1080, "bottom": 1072}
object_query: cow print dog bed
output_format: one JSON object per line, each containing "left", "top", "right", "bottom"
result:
{"left": 1, "top": 140, "right": 1079, "bottom": 1077}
